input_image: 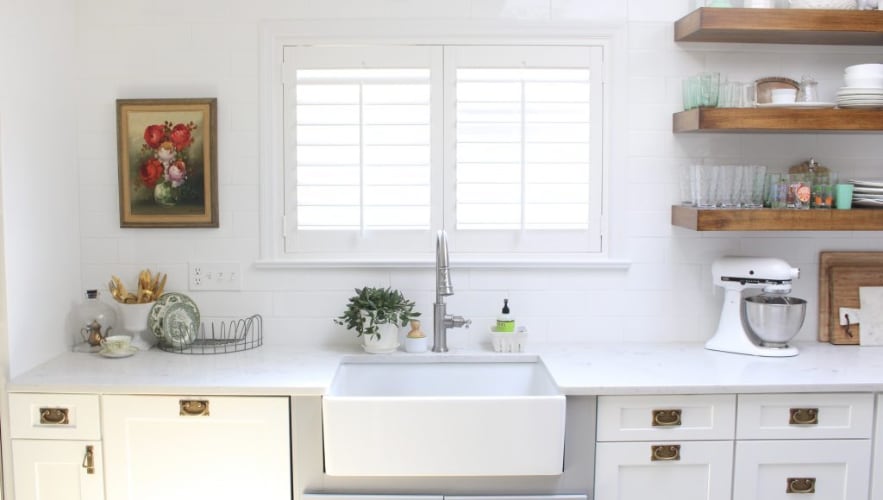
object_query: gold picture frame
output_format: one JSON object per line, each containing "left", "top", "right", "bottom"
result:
{"left": 116, "top": 98, "right": 218, "bottom": 228}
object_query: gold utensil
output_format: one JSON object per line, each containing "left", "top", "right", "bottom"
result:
{"left": 155, "top": 273, "right": 167, "bottom": 297}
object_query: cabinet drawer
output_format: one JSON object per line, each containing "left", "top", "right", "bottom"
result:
{"left": 733, "top": 439, "right": 871, "bottom": 500}
{"left": 595, "top": 440, "right": 734, "bottom": 500}
{"left": 9, "top": 393, "right": 100, "bottom": 440}
{"left": 597, "top": 394, "right": 736, "bottom": 441}
{"left": 736, "top": 393, "right": 873, "bottom": 440}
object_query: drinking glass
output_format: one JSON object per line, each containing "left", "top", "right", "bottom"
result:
{"left": 695, "top": 165, "right": 720, "bottom": 208}
{"left": 699, "top": 72, "right": 720, "bottom": 108}
{"left": 682, "top": 76, "right": 700, "bottom": 110}
{"left": 765, "top": 173, "right": 788, "bottom": 209}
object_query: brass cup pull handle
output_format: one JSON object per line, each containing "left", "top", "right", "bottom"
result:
{"left": 82, "top": 445, "right": 95, "bottom": 475}
{"left": 652, "top": 409, "right": 682, "bottom": 427}
{"left": 179, "top": 399, "right": 210, "bottom": 416}
{"left": 40, "top": 407, "right": 69, "bottom": 425}
{"left": 650, "top": 444, "right": 681, "bottom": 461}
{"left": 789, "top": 408, "right": 819, "bottom": 425}
{"left": 786, "top": 477, "right": 816, "bottom": 494}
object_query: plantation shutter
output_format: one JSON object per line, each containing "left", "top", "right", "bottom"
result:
{"left": 281, "top": 46, "right": 442, "bottom": 256}
{"left": 444, "top": 46, "right": 603, "bottom": 254}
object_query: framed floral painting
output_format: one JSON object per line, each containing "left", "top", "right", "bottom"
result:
{"left": 116, "top": 98, "right": 218, "bottom": 227}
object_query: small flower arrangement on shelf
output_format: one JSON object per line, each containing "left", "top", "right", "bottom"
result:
{"left": 138, "top": 121, "right": 198, "bottom": 206}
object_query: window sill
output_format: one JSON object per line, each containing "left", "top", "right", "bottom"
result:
{"left": 254, "top": 255, "right": 631, "bottom": 270}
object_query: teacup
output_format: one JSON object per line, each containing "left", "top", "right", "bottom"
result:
{"left": 101, "top": 335, "right": 132, "bottom": 353}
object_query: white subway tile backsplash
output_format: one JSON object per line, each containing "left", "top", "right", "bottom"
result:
{"left": 59, "top": 0, "right": 883, "bottom": 350}
{"left": 471, "top": 0, "right": 551, "bottom": 20}
{"left": 550, "top": 0, "right": 626, "bottom": 21}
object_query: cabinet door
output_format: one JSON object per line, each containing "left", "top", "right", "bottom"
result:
{"left": 102, "top": 395, "right": 290, "bottom": 500}
{"left": 12, "top": 440, "right": 104, "bottom": 500}
{"left": 734, "top": 440, "right": 870, "bottom": 500}
{"left": 873, "top": 394, "right": 883, "bottom": 500}
{"left": 594, "top": 441, "right": 733, "bottom": 500}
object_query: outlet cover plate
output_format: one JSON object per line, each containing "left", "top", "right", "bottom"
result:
{"left": 189, "top": 262, "right": 241, "bottom": 291}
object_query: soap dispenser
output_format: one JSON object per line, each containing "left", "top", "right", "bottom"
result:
{"left": 496, "top": 299, "right": 515, "bottom": 332}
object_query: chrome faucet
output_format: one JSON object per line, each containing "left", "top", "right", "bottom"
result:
{"left": 433, "top": 230, "right": 471, "bottom": 352}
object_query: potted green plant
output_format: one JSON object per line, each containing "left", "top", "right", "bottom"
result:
{"left": 334, "top": 286, "right": 421, "bottom": 353}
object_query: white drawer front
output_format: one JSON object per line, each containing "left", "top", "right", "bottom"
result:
{"left": 597, "top": 394, "right": 736, "bottom": 442}
{"left": 737, "top": 393, "right": 874, "bottom": 440}
{"left": 9, "top": 393, "right": 100, "bottom": 440}
{"left": 595, "top": 440, "right": 734, "bottom": 500}
{"left": 733, "top": 439, "right": 871, "bottom": 500}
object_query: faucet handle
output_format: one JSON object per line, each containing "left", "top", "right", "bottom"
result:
{"left": 449, "top": 315, "right": 471, "bottom": 329}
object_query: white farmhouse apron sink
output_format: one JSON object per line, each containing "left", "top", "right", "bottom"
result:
{"left": 322, "top": 356, "right": 566, "bottom": 477}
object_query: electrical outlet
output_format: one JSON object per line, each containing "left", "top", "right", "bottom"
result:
{"left": 189, "top": 262, "right": 241, "bottom": 291}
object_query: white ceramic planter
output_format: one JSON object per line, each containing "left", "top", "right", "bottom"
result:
{"left": 361, "top": 323, "right": 400, "bottom": 353}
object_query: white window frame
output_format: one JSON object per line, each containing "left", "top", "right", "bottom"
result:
{"left": 258, "top": 20, "right": 626, "bottom": 269}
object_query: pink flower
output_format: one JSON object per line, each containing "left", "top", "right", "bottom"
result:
{"left": 167, "top": 160, "right": 187, "bottom": 188}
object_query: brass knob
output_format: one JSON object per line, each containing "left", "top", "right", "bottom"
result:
{"left": 40, "top": 407, "right": 69, "bottom": 425}
{"left": 179, "top": 399, "right": 209, "bottom": 416}
{"left": 652, "top": 409, "right": 682, "bottom": 427}
{"left": 650, "top": 444, "right": 681, "bottom": 461}
{"left": 786, "top": 477, "right": 815, "bottom": 493}
{"left": 82, "top": 445, "right": 95, "bottom": 474}
{"left": 789, "top": 408, "right": 819, "bottom": 425}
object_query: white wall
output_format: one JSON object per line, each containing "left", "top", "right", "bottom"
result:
{"left": 0, "top": 0, "right": 80, "bottom": 377}
{"left": 3, "top": 0, "right": 880, "bottom": 366}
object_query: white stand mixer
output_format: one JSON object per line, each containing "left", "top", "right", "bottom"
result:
{"left": 706, "top": 256, "right": 801, "bottom": 357}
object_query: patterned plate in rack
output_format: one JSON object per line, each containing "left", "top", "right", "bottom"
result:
{"left": 148, "top": 292, "right": 198, "bottom": 340}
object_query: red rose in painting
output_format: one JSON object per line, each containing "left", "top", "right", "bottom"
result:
{"left": 169, "top": 123, "right": 193, "bottom": 151}
{"left": 139, "top": 157, "right": 165, "bottom": 188}
{"left": 143, "top": 124, "right": 166, "bottom": 149}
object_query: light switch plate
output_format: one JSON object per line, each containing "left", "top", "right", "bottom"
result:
{"left": 189, "top": 262, "right": 241, "bottom": 291}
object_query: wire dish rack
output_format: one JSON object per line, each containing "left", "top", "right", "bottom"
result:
{"left": 158, "top": 314, "right": 263, "bottom": 355}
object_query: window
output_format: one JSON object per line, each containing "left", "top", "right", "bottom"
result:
{"left": 267, "top": 38, "right": 606, "bottom": 264}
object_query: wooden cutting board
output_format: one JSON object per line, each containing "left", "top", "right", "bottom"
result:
{"left": 819, "top": 251, "right": 883, "bottom": 344}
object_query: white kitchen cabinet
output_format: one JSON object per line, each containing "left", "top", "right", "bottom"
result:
{"left": 11, "top": 440, "right": 104, "bottom": 500}
{"left": 8, "top": 394, "right": 104, "bottom": 500}
{"left": 595, "top": 395, "right": 735, "bottom": 500}
{"left": 872, "top": 394, "right": 883, "bottom": 500}
{"left": 595, "top": 440, "right": 733, "bottom": 500}
{"left": 733, "top": 393, "right": 873, "bottom": 500}
{"left": 101, "top": 395, "right": 291, "bottom": 500}
{"left": 733, "top": 440, "right": 870, "bottom": 500}
{"left": 736, "top": 393, "right": 874, "bottom": 440}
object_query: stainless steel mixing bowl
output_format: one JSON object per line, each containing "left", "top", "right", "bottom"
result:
{"left": 744, "top": 294, "right": 807, "bottom": 347}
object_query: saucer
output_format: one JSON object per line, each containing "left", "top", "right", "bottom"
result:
{"left": 99, "top": 345, "right": 138, "bottom": 358}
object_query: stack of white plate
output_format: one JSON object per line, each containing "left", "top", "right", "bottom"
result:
{"left": 838, "top": 64, "right": 883, "bottom": 109}
{"left": 850, "top": 179, "right": 883, "bottom": 207}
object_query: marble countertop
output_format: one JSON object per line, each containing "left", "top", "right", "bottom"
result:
{"left": 9, "top": 341, "right": 883, "bottom": 396}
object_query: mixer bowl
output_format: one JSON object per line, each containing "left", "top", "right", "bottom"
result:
{"left": 744, "top": 295, "right": 807, "bottom": 347}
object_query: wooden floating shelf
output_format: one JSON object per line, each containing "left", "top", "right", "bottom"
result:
{"left": 672, "top": 206, "right": 883, "bottom": 231}
{"left": 675, "top": 7, "right": 883, "bottom": 45}
{"left": 673, "top": 107, "right": 883, "bottom": 133}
